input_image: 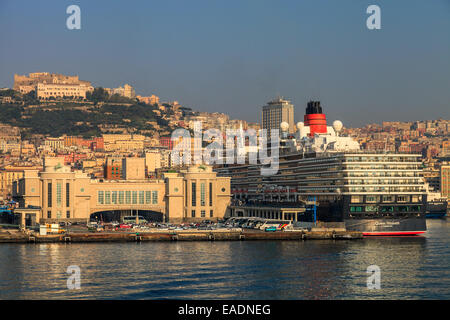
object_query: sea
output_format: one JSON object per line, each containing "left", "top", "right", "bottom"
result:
{"left": 0, "top": 219, "right": 448, "bottom": 299}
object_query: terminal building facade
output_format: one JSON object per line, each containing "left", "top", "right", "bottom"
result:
{"left": 12, "top": 157, "right": 230, "bottom": 225}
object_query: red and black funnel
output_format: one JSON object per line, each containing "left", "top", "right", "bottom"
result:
{"left": 304, "top": 101, "right": 327, "bottom": 136}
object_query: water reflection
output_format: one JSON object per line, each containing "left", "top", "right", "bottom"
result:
{"left": 0, "top": 220, "right": 448, "bottom": 299}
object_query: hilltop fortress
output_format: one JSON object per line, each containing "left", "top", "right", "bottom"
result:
{"left": 13, "top": 72, "right": 93, "bottom": 99}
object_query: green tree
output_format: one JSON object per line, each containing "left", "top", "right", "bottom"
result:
{"left": 86, "top": 87, "right": 109, "bottom": 103}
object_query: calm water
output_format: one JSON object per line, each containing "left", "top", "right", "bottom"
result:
{"left": 0, "top": 219, "right": 449, "bottom": 299}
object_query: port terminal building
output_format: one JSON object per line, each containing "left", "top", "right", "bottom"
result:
{"left": 12, "top": 157, "right": 230, "bottom": 227}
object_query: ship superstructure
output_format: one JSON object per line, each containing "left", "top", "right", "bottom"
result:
{"left": 216, "top": 101, "right": 427, "bottom": 235}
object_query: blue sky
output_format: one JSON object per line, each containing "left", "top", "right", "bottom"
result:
{"left": 0, "top": 0, "right": 449, "bottom": 127}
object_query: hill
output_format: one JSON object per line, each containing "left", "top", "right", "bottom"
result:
{"left": 0, "top": 89, "right": 171, "bottom": 138}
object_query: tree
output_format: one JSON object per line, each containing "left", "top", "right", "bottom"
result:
{"left": 0, "top": 89, "right": 17, "bottom": 97}
{"left": 86, "top": 87, "right": 109, "bottom": 104}
{"left": 108, "top": 93, "right": 135, "bottom": 104}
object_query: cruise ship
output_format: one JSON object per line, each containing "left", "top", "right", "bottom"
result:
{"left": 215, "top": 101, "right": 427, "bottom": 236}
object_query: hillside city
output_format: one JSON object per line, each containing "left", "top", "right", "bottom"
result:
{"left": 0, "top": 72, "right": 449, "bottom": 204}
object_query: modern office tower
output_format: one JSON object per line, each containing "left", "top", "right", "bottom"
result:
{"left": 261, "top": 97, "right": 295, "bottom": 134}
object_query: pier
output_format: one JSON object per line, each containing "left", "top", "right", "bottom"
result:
{"left": 0, "top": 228, "right": 363, "bottom": 243}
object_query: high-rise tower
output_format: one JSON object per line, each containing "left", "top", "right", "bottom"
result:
{"left": 261, "top": 97, "right": 295, "bottom": 134}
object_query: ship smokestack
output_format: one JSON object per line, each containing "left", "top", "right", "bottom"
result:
{"left": 304, "top": 101, "right": 327, "bottom": 136}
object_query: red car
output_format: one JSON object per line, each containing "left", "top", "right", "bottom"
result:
{"left": 119, "top": 224, "right": 132, "bottom": 229}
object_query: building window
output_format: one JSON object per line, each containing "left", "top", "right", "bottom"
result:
{"left": 201, "top": 183, "right": 206, "bottom": 206}
{"left": 350, "top": 206, "right": 363, "bottom": 212}
{"left": 139, "top": 191, "right": 144, "bottom": 204}
{"left": 112, "top": 191, "right": 117, "bottom": 204}
{"left": 119, "top": 191, "right": 124, "bottom": 204}
{"left": 191, "top": 210, "right": 196, "bottom": 217}
{"left": 192, "top": 182, "right": 196, "bottom": 207}
{"left": 209, "top": 183, "right": 213, "bottom": 206}
{"left": 152, "top": 191, "right": 158, "bottom": 204}
{"left": 56, "top": 183, "right": 62, "bottom": 207}
{"left": 66, "top": 210, "right": 70, "bottom": 218}
{"left": 201, "top": 210, "right": 205, "bottom": 217}
{"left": 210, "top": 210, "right": 213, "bottom": 217}
{"left": 66, "top": 183, "right": 70, "bottom": 207}
{"left": 132, "top": 191, "right": 137, "bottom": 204}
{"left": 47, "top": 211, "right": 51, "bottom": 219}
{"left": 105, "top": 191, "right": 111, "bottom": 204}
{"left": 351, "top": 195, "right": 363, "bottom": 203}
{"left": 145, "top": 191, "right": 151, "bottom": 204}
{"left": 98, "top": 191, "right": 104, "bottom": 204}
{"left": 47, "top": 182, "right": 52, "bottom": 207}
{"left": 125, "top": 191, "right": 131, "bottom": 204}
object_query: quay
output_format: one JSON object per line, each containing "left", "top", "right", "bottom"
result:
{"left": 0, "top": 228, "right": 363, "bottom": 243}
